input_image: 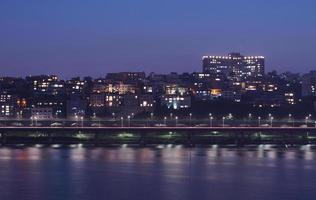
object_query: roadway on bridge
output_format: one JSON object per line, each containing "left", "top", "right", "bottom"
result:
{"left": 1, "top": 126, "right": 316, "bottom": 131}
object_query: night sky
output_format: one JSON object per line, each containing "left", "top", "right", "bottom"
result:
{"left": 0, "top": 0, "right": 315, "bottom": 78}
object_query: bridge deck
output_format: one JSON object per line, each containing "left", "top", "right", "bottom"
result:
{"left": 0, "top": 126, "right": 316, "bottom": 131}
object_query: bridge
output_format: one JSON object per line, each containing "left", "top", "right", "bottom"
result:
{"left": 0, "top": 126, "right": 316, "bottom": 132}
{"left": 0, "top": 125, "right": 316, "bottom": 146}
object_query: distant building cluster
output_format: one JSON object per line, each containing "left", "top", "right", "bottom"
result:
{"left": 1, "top": 52, "right": 316, "bottom": 119}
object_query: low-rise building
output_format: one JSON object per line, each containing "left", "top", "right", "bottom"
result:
{"left": 302, "top": 71, "right": 316, "bottom": 97}
{"left": 31, "top": 107, "right": 53, "bottom": 119}
{"left": 161, "top": 95, "right": 191, "bottom": 109}
{"left": 139, "top": 94, "right": 154, "bottom": 111}
{"left": 0, "top": 92, "right": 17, "bottom": 118}
{"left": 66, "top": 97, "right": 86, "bottom": 118}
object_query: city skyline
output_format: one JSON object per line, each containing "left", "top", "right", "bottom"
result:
{"left": 1, "top": 1, "right": 316, "bottom": 200}
{"left": 0, "top": 52, "right": 313, "bottom": 79}
{"left": 0, "top": 51, "right": 314, "bottom": 79}
{"left": 1, "top": 0, "right": 316, "bottom": 77}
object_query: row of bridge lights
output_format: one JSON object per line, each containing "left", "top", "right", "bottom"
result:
{"left": 115, "top": 112, "right": 316, "bottom": 127}
{"left": 21, "top": 112, "right": 314, "bottom": 128}
{"left": 25, "top": 110, "right": 314, "bottom": 126}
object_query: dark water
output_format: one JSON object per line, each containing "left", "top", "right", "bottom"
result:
{"left": 0, "top": 145, "right": 315, "bottom": 200}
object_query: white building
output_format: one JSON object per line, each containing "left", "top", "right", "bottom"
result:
{"left": 0, "top": 92, "right": 17, "bottom": 117}
{"left": 161, "top": 95, "right": 191, "bottom": 109}
{"left": 31, "top": 107, "right": 53, "bottom": 119}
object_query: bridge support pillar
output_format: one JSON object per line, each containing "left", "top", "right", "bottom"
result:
{"left": 186, "top": 132, "right": 194, "bottom": 147}
{"left": 258, "top": 132, "right": 262, "bottom": 142}
{"left": 305, "top": 132, "right": 310, "bottom": 144}
{"left": 235, "top": 132, "right": 245, "bottom": 147}
{"left": 94, "top": 133, "right": 99, "bottom": 144}
{"left": 47, "top": 133, "right": 53, "bottom": 144}
{"left": 1, "top": 133, "right": 6, "bottom": 145}
{"left": 139, "top": 133, "right": 146, "bottom": 147}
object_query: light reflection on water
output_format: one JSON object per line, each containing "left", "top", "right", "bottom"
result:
{"left": 0, "top": 145, "right": 316, "bottom": 200}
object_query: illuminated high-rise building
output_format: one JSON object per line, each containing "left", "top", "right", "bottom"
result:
{"left": 202, "top": 53, "right": 265, "bottom": 80}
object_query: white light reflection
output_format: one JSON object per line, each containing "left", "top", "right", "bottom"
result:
{"left": 70, "top": 147, "right": 86, "bottom": 161}
{"left": 51, "top": 144, "right": 61, "bottom": 148}
{"left": 285, "top": 151, "right": 296, "bottom": 160}
{"left": 0, "top": 148, "right": 13, "bottom": 160}
{"left": 175, "top": 145, "right": 183, "bottom": 149}
{"left": 300, "top": 144, "right": 311, "bottom": 151}
{"left": 26, "top": 147, "right": 42, "bottom": 160}
{"left": 301, "top": 145, "right": 314, "bottom": 160}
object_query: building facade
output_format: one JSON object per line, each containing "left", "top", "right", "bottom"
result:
{"left": 302, "top": 71, "right": 316, "bottom": 97}
{"left": 202, "top": 53, "right": 265, "bottom": 80}
{"left": 0, "top": 92, "right": 17, "bottom": 117}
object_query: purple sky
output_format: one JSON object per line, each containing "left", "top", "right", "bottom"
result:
{"left": 0, "top": 0, "right": 316, "bottom": 78}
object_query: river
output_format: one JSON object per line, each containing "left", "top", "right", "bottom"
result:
{"left": 0, "top": 145, "right": 315, "bottom": 200}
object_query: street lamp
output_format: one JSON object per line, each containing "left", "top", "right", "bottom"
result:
{"left": 288, "top": 114, "right": 294, "bottom": 127}
{"left": 258, "top": 117, "right": 261, "bottom": 127}
{"left": 248, "top": 113, "right": 252, "bottom": 126}
{"left": 75, "top": 115, "right": 78, "bottom": 127}
{"left": 210, "top": 116, "right": 213, "bottom": 127}
{"left": 127, "top": 115, "right": 131, "bottom": 127}
{"left": 112, "top": 112, "right": 116, "bottom": 121}
{"left": 164, "top": 116, "right": 167, "bottom": 126}
{"left": 36, "top": 112, "right": 39, "bottom": 126}
{"left": 222, "top": 117, "right": 225, "bottom": 127}
{"left": 305, "top": 116, "right": 309, "bottom": 126}
{"left": 270, "top": 117, "right": 274, "bottom": 127}
{"left": 120, "top": 117, "right": 124, "bottom": 127}
{"left": 149, "top": 112, "right": 154, "bottom": 126}
{"left": 80, "top": 116, "right": 83, "bottom": 127}
{"left": 150, "top": 112, "right": 154, "bottom": 120}
{"left": 175, "top": 116, "right": 178, "bottom": 127}
{"left": 34, "top": 116, "right": 38, "bottom": 127}
{"left": 189, "top": 113, "right": 192, "bottom": 127}
{"left": 209, "top": 113, "right": 212, "bottom": 127}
